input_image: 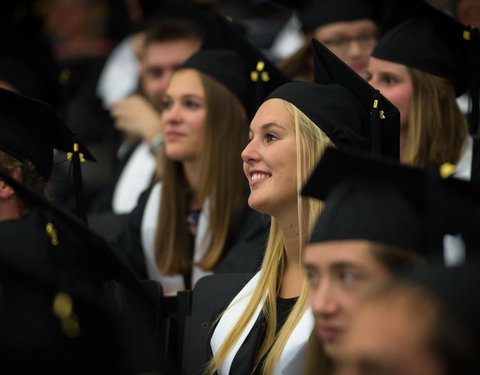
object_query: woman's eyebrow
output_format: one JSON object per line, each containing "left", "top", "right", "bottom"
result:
{"left": 261, "top": 122, "right": 285, "bottom": 131}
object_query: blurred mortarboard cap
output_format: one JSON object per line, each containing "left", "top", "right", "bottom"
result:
{"left": 371, "top": 0, "right": 479, "bottom": 98}
{"left": 312, "top": 38, "right": 400, "bottom": 158}
{"left": 302, "top": 147, "right": 425, "bottom": 253}
{"left": 297, "top": 0, "right": 376, "bottom": 33}
{"left": 0, "top": 168, "right": 151, "bottom": 296}
{"left": 0, "top": 88, "right": 95, "bottom": 221}
{"left": 0, "top": 88, "right": 94, "bottom": 180}
{"left": 191, "top": 11, "right": 290, "bottom": 119}
{"left": 303, "top": 147, "right": 480, "bottom": 256}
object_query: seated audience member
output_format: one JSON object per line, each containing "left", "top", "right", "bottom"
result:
{"left": 0, "top": 168, "right": 170, "bottom": 374}
{"left": 110, "top": 38, "right": 289, "bottom": 294}
{"left": 90, "top": 17, "right": 204, "bottom": 216}
{"left": 201, "top": 35, "right": 399, "bottom": 375}
{"left": 276, "top": 0, "right": 380, "bottom": 81}
{"left": 0, "top": 88, "right": 93, "bottom": 221}
{"left": 367, "top": 0, "right": 480, "bottom": 180}
{"left": 301, "top": 145, "right": 480, "bottom": 373}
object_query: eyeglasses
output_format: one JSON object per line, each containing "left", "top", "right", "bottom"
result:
{"left": 319, "top": 33, "right": 377, "bottom": 54}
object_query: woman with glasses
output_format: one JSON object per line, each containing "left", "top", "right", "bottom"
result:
{"left": 277, "top": 0, "right": 379, "bottom": 81}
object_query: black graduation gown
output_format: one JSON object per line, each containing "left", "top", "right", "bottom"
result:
{"left": 183, "top": 273, "right": 254, "bottom": 375}
{"left": 0, "top": 208, "right": 170, "bottom": 374}
{"left": 471, "top": 137, "right": 480, "bottom": 183}
{"left": 110, "top": 186, "right": 270, "bottom": 282}
{"left": 185, "top": 273, "right": 312, "bottom": 375}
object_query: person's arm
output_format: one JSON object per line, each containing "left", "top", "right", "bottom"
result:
{"left": 110, "top": 94, "right": 163, "bottom": 144}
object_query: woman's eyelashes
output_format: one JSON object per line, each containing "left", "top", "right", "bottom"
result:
{"left": 380, "top": 74, "right": 398, "bottom": 86}
{"left": 247, "top": 132, "right": 279, "bottom": 143}
{"left": 265, "top": 133, "right": 278, "bottom": 143}
{"left": 161, "top": 96, "right": 204, "bottom": 111}
{"left": 161, "top": 97, "right": 173, "bottom": 110}
{"left": 184, "top": 98, "right": 203, "bottom": 110}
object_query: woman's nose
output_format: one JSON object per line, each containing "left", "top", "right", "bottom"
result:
{"left": 241, "top": 138, "right": 259, "bottom": 163}
{"left": 162, "top": 103, "right": 181, "bottom": 124}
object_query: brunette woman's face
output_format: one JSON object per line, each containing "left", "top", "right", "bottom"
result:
{"left": 303, "top": 240, "right": 391, "bottom": 357}
{"left": 241, "top": 99, "right": 298, "bottom": 217}
{"left": 161, "top": 69, "right": 206, "bottom": 163}
{"left": 367, "top": 57, "right": 413, "bottom": 157}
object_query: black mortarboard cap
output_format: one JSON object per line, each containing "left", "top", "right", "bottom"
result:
{"left": 0, "top": 88, "right": 94, "bottom": 180}
{"left": 266, "top": 81, "right": 371, "bottom": 151}
{"left": 371, "top": 0, "right": 479, "bottom": 98}
{"left": 0, "top": 88, "right": 95, "bottom": 220}
{"left": 0, "top": 168, "right": 145, "bottom": 291}
{"left": 312, "top": 38, "right": 400, "bottom": 158}
{"left": 191, "top": 11, "right": 290, "bottom": 119}
{"left": 179, "top": 49, "right": 254, "bottom": 117}
{"left": 303, "top": 147, "right": 425, "bottom": 252}
{"left": 297, "top": 0, "right": 376, "bottom": 33}
{"left": 303, "top": 147, "right": 480, "bottom": 256}
{"left": 272, "top": 0, "right": 396, "bottom": 34}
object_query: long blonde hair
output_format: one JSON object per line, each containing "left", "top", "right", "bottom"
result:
{"left": 154, "top": 71, "right": 249, "bottom": 275}
{"left": 402, "top": 67, "right": 468, "bottom": 167}
{"left": 205, "top": 101, "right": 334, "bottom": 375}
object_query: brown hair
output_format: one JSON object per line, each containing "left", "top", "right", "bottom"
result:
{"left": 0, "top": 151, "right": 51, "bottom": 216}
{"left": 154, "top": 70, "right": 249, "bottom": 275}
{"left": 402, "top": 68, "right": 468, "bottom": 168}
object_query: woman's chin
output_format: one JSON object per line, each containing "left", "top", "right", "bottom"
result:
{"left": 247, "top": 195, "right": 271, "bottom": 215}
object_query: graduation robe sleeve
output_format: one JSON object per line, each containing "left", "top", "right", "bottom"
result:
{"left": 109, "top": 184, "right": 154, "bottom": 279}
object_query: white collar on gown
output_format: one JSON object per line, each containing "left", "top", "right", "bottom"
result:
{"left": 210, "top": 271, "right": 314, "bottom": 375}
{"left": 141, "top": 182, "right": 213, "bottom": 295}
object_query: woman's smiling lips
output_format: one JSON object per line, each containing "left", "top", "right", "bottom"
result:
{"left": 249, "top": 171, "right": 272, "bottom": 186}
